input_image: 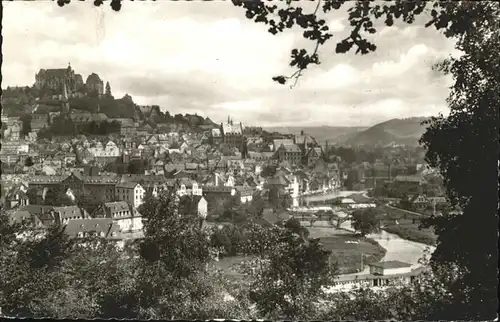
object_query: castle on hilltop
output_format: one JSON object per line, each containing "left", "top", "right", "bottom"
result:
{"left": 35, "top": 63, "right": 104, "bottom": 95}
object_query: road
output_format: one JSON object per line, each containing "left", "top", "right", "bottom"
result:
{"left": 383, "top": 203, "right": 429, "bottom": 218}
{"left": 304, "top": 190, "right": 368, "bottom": 202}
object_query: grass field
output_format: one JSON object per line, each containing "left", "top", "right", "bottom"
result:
{"left": 319, "top": 234, "right": 386, "bottom": 274}
{"left": 376, "top": 205, "right": 438, "bottom": 246}
{"left": 384, "top": 224, "right": 437, "bottom": 246}
{"left": 215, "top": 227, "right": 386, "bottom": 278}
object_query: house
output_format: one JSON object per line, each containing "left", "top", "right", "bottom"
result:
{"left": 40, "top": 205, "right": 89, "bottom": 226}
{"left": 392, "top": 175, "right": 427, "bottom": 191}
{"left": 202, "top": 186, "right": 237, "bottom": 212}
{"left": 104, "top": 140, "right": 120, "bottom": 157}
{"left": 211, "top": 128, "right": 223, "bottom": 145}
{"left": 304, "top": 147, "right": 323, "bottom": 167}
{"left": 180, "top": 141, "right": 189, "bottom": 153}
{"left": 114, "top": 181, "right": 145, "bottom": 209}
{"left": 97, "top": 201, "right": 144, "bottom": 232}
{"left": 368, "top": 261, "right": 413, "bottom": 276}
{"left": 177, "top": 178, "right": 203, "bottom": 197}
{"left": 275, "top": 144, "right": 302, "bottom": 166}
{"left": 200, "top": 132, "right": 210, "bottom": 144}
{"left": 7, "top": 209, "right": 44, "bottom": 228}
{"left": 224, "top": 174, "right": 236, "bottom": 187}
{"left": 234, "top": 185, "right": 254, "bottom": 204}
{"left": 146, "top": 134, "right": 159, "bottom": 146}
{"left": 120, "top": 124, "right": 136, "bottom": 136}
{"left": 64, "top": 218, "right": 120, "bottom": 239}
{"left": 283, "top": 175, "right": 300, "bottom": 207}
{"left": 136, "top": 124, "right": 153, "bottom": 136}
{"left": 63, "top": 152, "right": 77, "bottom": 166}
{"left": 5, "top": 184, "right": 30, "bottom": 209}
{"left": 294, "top": 131, "right": 317, "bottom": 154}
{"left": 154, "top": 160, "right": 165, "bottom": 175}
{"left": 409, "top": 194, "right": 430, "bottom": 211}
{"left": 329, "top": 263, "right": 424, "bottom": 291}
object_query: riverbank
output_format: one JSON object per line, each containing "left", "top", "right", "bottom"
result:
{"left": 384, "top": 224, "right": 437, "bottom": 246}
{"left": 339, "top": 220, "right": 435, "bottom": 272}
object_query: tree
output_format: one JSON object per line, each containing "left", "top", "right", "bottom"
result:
{"left": 105, "top": 81, "right": 112, "bottom": 96}
{"left": 20, "top": 114, "right": 32, "bottom": 136}
{"left": 24, "top": 156, "right": 34, "bottom": 167}
{"left": 43, "top": 186, "right": 75, "bottom": 206}
{"left": 135, "top": 190, "right": 218, "bottom": 318}
{"left": 76, "top": 194, "right": 102, "bottom": 215}
{"left": 284, "top": 217, "right": 310, "bottom": 239}
{"left": 243, "top": 223, "right": 335, "bottom": 319}
{"left": 350, "top": 208, "right": 380, "bottom": 236}
{"left": 418, "top": 3, "right": 499, "bottom": 318}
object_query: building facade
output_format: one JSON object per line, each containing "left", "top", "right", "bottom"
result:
{"left": 221, "top": 117, "right": 244, "bottom": 148}
{"left": 35, "top": 64, "right": 83, "bottom": 92}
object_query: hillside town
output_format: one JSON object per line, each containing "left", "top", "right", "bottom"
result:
{"left": 1, "top": 0, "right": 497, "bottom": 319}
{"left": 1, "top": 65, "right": 453, "bottom": 283}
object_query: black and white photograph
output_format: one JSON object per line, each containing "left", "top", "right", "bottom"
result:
{"left": 0, "top": 0, "right": 498, "bottom": 320}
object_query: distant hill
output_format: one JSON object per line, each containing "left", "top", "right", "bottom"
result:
{"left": 263, "top": 126, "right": 367, "bottom": 145}
{"left": 343, "top": 117, "right": 430, "bottom": 147}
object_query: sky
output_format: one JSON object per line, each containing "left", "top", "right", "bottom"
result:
{"left": 2, "top": 1, "right": 458, "bottom": 127}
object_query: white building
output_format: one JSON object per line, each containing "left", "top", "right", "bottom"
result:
{"left": 89, "top": 140, "right": 121, "bottom": 157}
{"left": 235, "top": 186, "right": 253, "bottom": 204}
{"left": 177, "top": 178, "right": 203, "bottom": 197}
{"left": 114, "top": 182, "right": 145, "bottom": 209}
{"left": 324, "top": 261, "right": 423, "bottom": 293}
{"left": 102, "top": 201, "right": 143, "bottom": 232}
{"left": 286, "top": 175, "right": 300, "bottom": 208}
{"left": 368, "top": 261, "right": 413, "bottom": 276}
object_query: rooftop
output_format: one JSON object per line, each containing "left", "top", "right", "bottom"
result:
{"left": 368, "top": 260, "right": 412, "bottom": 269}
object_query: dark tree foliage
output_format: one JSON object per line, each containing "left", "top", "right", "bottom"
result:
{"left": 245, "top": 224, "right": 335, "bottom": 320}
{"left": 350, "top": 208, "right": 381, "bottom": 236}
{"left": 127, "top": 159, "right": 149, "bottom": 174}
{"left": 76, "top": 194, "right": 102, "bottom": 215}
{"left": 137, "top": 190, "right": 213, "bottom": 278}
{"left": 417, "top": 3, "right": 499, "bottom": 318}
{"left": 79, "top": 120, "right": 121, "bottom": 135}
{"left": 20, "top": 114, "right": 32, "bottom": 136}
{"left": 24, "top": 156, "right": 34, "bottom": 167}
{"left": 43, "top": 187, "right": 75, "bottom": 207}
{"left": 284, "top": 217, "right": 310, "bottom": 239}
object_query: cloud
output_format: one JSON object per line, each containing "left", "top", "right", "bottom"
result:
{"left": 2, "top": 1, "right": 456, "bottom": 127}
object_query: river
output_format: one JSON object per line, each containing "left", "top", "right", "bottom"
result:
{"left": 338, "top": 220, "right": 435, "bottom": 276}
{"left": 304, "top": 190, "right": 435, "bottom": 275}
